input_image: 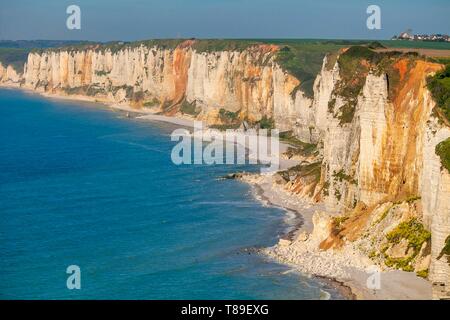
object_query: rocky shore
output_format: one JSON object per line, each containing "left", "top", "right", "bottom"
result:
{"left": 0, "top": 85, "right": 438, "bottom": 300}
{"left": 240, "top": 173, "right": 433, "bottom": 300}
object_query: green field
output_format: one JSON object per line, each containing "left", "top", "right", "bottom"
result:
{"left": 0, "top": 48, "right": 29, "bottom": 73}
{"left": 380, "top": 40, "right": 450, "bottom": 50}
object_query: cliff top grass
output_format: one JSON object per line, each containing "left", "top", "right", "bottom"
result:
{"left": 0, "top": 48, "right": 29, "bottom": 73}
{"left": 427, "top": 62, "right": 450, "bottom": 124}
{"left": 0, "top": 40, "right": 95, "bottom": 72}
{"left": 191, "top": 39, "right": 259, "bottom": 53}
{"left": 265, "top": 40, "right": 346, "bottom": 98}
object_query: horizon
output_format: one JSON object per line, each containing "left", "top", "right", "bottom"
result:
{"left": 1, "top": 37, "right": 449, "bottom": 43}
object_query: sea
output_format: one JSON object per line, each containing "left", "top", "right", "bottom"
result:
{"left": 0, "top": 88, "right": 343, "bottom": 299}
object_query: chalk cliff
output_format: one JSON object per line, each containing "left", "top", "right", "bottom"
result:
{"left": 0, "top": 40, "right": 448, "bottom": 298}
{"left": 0, "top": 62, "right": 22, "bottom": 85}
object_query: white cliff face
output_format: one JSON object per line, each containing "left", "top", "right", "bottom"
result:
{"left": 186, "top": 49, "right": 276, "bottom": 122}
{"left": 315, "top": 61, "right": 359, "bottom": 211}
{"left": 357, "top": 73, "right": 390, "bottom": 205}
{"left": 420, "top": 118, "right": 450, "bottom": 228}
{"left": 311, "top": 57, "right": 340, "bottom": 135}
{"left": 318, "top": 60, "right": 445, "bottom": 211}
{"left": 272, "top": 66, "right": 313, "bottom": 140}
{"left": 24, "top": 46, "right": 192, "bottom": 104}
{"left": 420, "top": 119, "right": 450, "bottom": 297}
{"left": 20, "top": 43, "right": 318, "bottom": 132}
{"left": 0, "top": 63, "right": 22, "bottom": 84}
{"left": 2, "top": 43, "right": 450, "bottom": 292}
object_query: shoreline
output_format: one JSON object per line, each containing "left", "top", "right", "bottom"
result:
{"left": 243, "top": 174, "right": 357, "bottom": 300}
{"left": 0, "top": 85, "right": 433, "bottom": 300}
{"left": 241, "top": 173, "right": 432, "bottom": 300}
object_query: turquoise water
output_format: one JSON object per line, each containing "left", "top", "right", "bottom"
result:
{"left": 0, "top": 89, "right": 342, "bottom": 299}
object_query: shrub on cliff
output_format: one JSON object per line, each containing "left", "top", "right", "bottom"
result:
{"left": 180, "top": 100, "right": 200, "bottom": 116}
{"left": 435, "top": 138, "right": 450, "bottom": 172}
{"left": 427, "top": 63, "right": 450, "bottom": 123}
{"left": 386, "top": 218, "right": 431, "bottom": 251}
{"left": 384, "top": 218, "right": 431, "bottom": 272}
{"left": 258, "top": 116, "right": 275, "bottom": 130}
{"left": 437, "top": 235, "right": 450, "bottom": 264}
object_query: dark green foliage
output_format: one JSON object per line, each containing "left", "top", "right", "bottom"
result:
{"left": 333, "top": 216, "right": 349, "bottom": 232}
{"left": 180, "top": 100, "right": 200, "bottom": 116}
{"left": 218, "top": 108, "right": 240, "bottom": 122}
{"left": 384, "top": 218, "right": 431, "bottom": 272}
{"left": 143, "top": 98, "right": 160, "bottom": 107}
{"left": 0, "top": 48, "right": 29, "bottom": 73}
{"left": 131, "top": 90, "right": 144, "bottom": 102}
{"left": 216, "top": 108, "right": 241, "bottom": 128}
{"left": 435, "top": 138, "right": 450, "bottom": 172}
{"left": 278, "top": 161, "right": 322, "bottom": 183}
{"left": 63, "top": 85, "right": 106, "bottom": 97}
{"left": 272, "top": 41, "right": 344, "bottom": 98}
{"left": 427, "top": 63, "right": 450, "bottom": 123}
{"left": 192, "top": 40, "right": 257, "bottom": 53}
{"left": 337, "top": 103, "right": 356, "bottom": 125}
{"left": 95, "top": 70, "right": 109, "bottom": 76}
{"left": 416, "top": 269, "right": 429, "bottom": 278}
{"left": 322, "top": 181, "right": 330, "bottom": 196}
{"left": 386, "top": 218, "right": 431, "bottom": 252}
{"left": 279, "top": 131, "right": 317, "bottom": 157}
{"left": 334, "top": 188, "right": 342, "bottom": 201}
{"left": 0, "top": 40, "right": 94, "bottom": 49}
{"left": 368, "top": 41, "right": 386, "bottom": 49}
{"left": 437, "top": 235, "right": 450, "bottom": 264}
{"left": 333, "top": 169, "right": 357, "bottom": 185}
{"left": 331, "top": 46, "right": 377, "bottom": 125}
{"left": 258, "top": 116, "right": 275, "bottom": 130}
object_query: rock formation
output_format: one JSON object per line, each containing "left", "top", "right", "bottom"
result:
{"left": 1, "top": 40, "right": 448, "bottom": 298}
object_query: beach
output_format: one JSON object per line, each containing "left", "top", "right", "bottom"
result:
{"left": 0, "top": 85, "right": 434, "bottom": 299}
{"left": 241, "top": 173, "right": 433, "bottom": 300}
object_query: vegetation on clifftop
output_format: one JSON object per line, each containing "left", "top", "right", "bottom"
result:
{"left": 0, "top": 40, "right": 95, "bottom": 73}
{"left": 270, "top": 40, "right": 344, "bottom": 98}
{"left": 0, "top": 48, "right": 29, "bottom": 73}
{"left": 191, "top": 40, "right": 258, "bottom": 53}
{"left": 330, "top": 46, "right": 419, "bottom": 125}
{"left": 427, "top": 62, "right": 450, "bottom": 123}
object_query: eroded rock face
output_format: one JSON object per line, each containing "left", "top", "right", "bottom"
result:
{"left": 319, "top": 60, "right": 443, "bottom": 211}
{"left": 18, "top": 42, "right": 320, "bottom": 134}
{"left": 1, "top": 43, "right": 449, "bottom": 294}
{"left": 421, "top": 120, "right": 450, "bottom": 298}
{"left": 0, "top": 63, "right": 21, "bottom": 84}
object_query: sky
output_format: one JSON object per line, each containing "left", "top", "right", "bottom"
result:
{"left": 0, "top": 0, "right": 449, "bottom": 41}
